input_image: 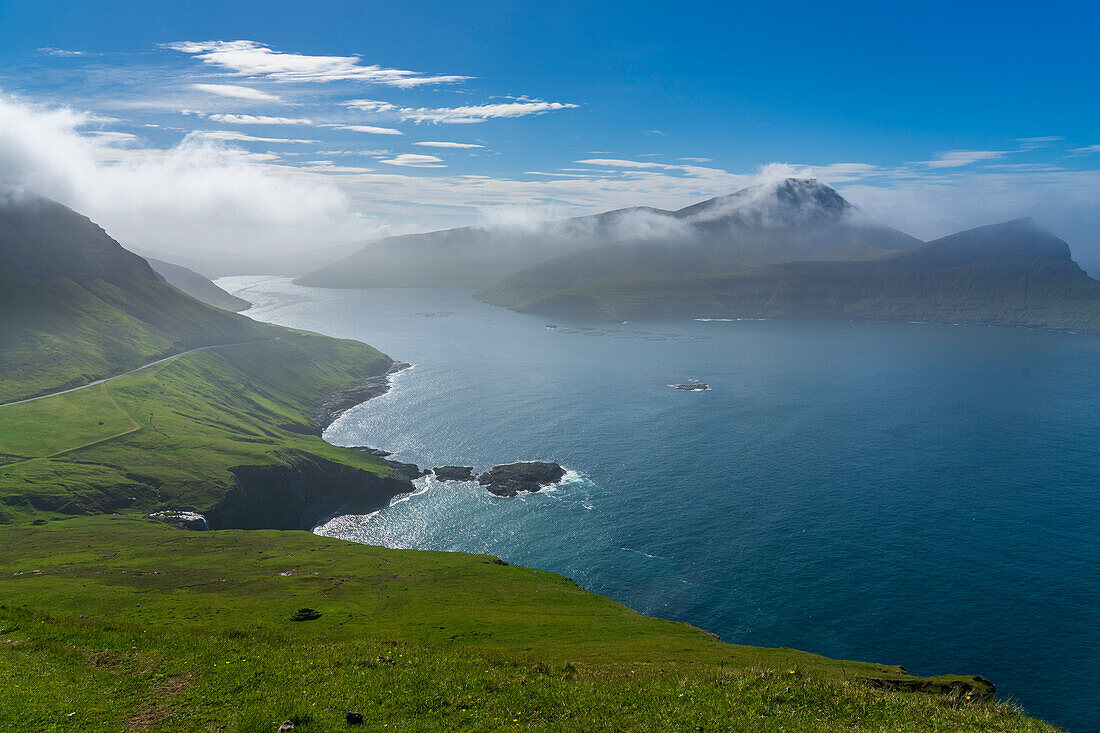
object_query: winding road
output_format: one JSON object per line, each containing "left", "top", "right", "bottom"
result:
{"left": 0, "top": 337, "right": 282, "bottom": 409}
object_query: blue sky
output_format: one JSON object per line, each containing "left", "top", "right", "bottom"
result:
{"left": 1, "top": 0, "right": 1098, "bottom": 264}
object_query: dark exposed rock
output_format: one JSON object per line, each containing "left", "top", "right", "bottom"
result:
{"left": 384, "top": 459, "right": 428, "bottom": 481}
{"left": 354, "top": 447, "right": 393, "bottom": 458}
{"left": 346, "top": 711, "right": 364, "bottom": 725}
{"left": 433, "top": 466, "right": 475, "bottom": 481}
{"left": 863, "top": 675, "right": 995, "bottom": 698}
{"left": 309, "top": 362, "right": 411, "bottom": 433}
{"left": 478, "top": 462, "right": 566, "bottom": 497}
{"left": 290, "top": 608, "right": 321, "bottom": 621}
{"left": 206, "top": 450, "right": 415, "bottom": 530}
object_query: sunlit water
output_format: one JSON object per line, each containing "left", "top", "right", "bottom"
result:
{"left": 221, "top": 276, "right": 1098, "bottom": 732}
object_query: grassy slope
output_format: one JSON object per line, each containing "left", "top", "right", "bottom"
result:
{"left": 0, "top": 516, "right": 1056, "bottom": 733}
{"left": 146, "top": 257, "right": 252, "bottom": 312}
{"left": 0, "top": 335, "right": 394, "bottom": 521}
{"left": 0, "top": 275, "right": 277, "bottom": 404}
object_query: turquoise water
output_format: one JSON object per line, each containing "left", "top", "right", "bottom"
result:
{"left": 222, "top": 276, "right": 1098, "bottom": 732}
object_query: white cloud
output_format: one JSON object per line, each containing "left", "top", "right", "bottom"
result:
{"left": 414, "top": 141, "right": 484, "bottom": 149}
{"left": 1072, "top": 145, "right": 1100, "bottom": 155}
{"left": 192, "top": 130, "right": 318, "bottom": 144}
{"left": 921, "top": 150, "right": 1010, "bottom": 168}
{"left": 326, "top": 124, "right": 403, "bottom": 135}
{"left": 1016, "top": 136, "right": 1063, "bottom": 150}
{"left": 38, "top": 47, "right": 84, "bottom": 57}
{"left": 576, "top": 158, "right": 672, "bottom": 169}
{"left": 164, "top": 40, "right": 470, "bottom": 87}
{"left": 379, "top": 153, "right": 446, "bottom": 168}
{"left": 191, "top": 83, "right": 281, "bottom": 102}
{"left": 342, "top": 99, "right": 399, "bottom": 112}
{"left": 0, "top": 93, "right": 384, "bottom": 254}
{"left": 206, "top": 113, "right": 313, "bottom": 125}
{"left": 400, "top": 101, "right": 578, "bottom": 124}
{"left": 316, "top": 149, "right": 391, "bottom": 156}
{"left": 82, "top": 131, "right": 140, "bottom": 145}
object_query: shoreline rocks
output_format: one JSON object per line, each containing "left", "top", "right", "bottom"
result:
{"left": 433, "top": 466, "right": 475, "bottom": 481}
{"left": 477, "top": 462, "right": 566, "bottom": 497}
{"left": 309, "top": 361, "right": 411, "bottom": 433}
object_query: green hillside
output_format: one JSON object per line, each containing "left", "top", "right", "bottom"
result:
{"left": 0, "top": 335, "right": 397, "bottom": 527}
{"left": 146, "top": 257, "right": 252, "bottom": 312}
{"left": 0, "top": 194, "right": 276, "bottom": 403}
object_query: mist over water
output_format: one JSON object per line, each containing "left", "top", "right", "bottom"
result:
{"left": 223, "top": 276, "right": 1098, "bottom": 732}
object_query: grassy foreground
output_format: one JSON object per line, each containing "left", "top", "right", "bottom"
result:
{"left": 0, "top": 516, "right": 1057, "bottom": 733}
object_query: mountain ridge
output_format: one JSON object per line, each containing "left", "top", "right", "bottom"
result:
{"left": 298, "top": 178, "right": 919, "bottom": 289}
{"left": 478, "top": 215, "right": 1100, "bottom": 329}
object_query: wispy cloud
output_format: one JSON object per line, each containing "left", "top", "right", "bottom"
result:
{"left": 192, "top": 130, "right": 318, "bottom": 144}
{"left": 164, "top": 40, "right": 471, "bottom": 87}
{"left": 205, "top": 113, "right": 313, "bottom": 125}
{"left": 414, "top": 141, "right": 484, "bottom": 149}
{"left": 191, "top": 83, "right": 281, "bottom": 102}
{"left": 325, "top": 124, "right": 403, "bottom": 135}
{"left": 38, "top": 47, "right": 85, "bottom": 57}
{"left": 81, "top": 131, "right": 140, "bottom": 146}
{"left": 379, "top": 153, "right": 446, "bottom": 168}
{"left": 342, "top": 99, "right": 399, "bottom": 113}
{"left": 921, "top": 150, "right": 1010, "bottom": 168}
{"left": 576, "top": 158, "right": 673, "bottom": 169}
{"left": 1072, "top": 144, "right": 1100, "bottom": 155}
{"left": 401, "top": 100, "right": 578, "bottom": 124}
{"left": 1016, "top": 136, "right": 1063, "bottom": 150}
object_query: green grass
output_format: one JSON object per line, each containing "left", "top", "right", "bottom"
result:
{"left": 0, "top": 384, "right": 137, "bottom": 463}
{"left": 0, "top": 275, "right": 278, "bottom": 404}
{"left": 0, "top": 334, "right": 394, "bottom": 521}
{"left": 0, "top": 516, "right": 1058, "bottom": 733}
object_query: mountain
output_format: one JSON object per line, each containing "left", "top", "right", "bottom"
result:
{"left": 299, "top": 179, "right": 918, "bottom": 290}
{"left": 0, "top": 190, "right": 277, "bottom": 402}
{"left": 295, "top": 205, "right": 685, "bottom": 288}
{"left": 145, "top": 256, "right": 251, "bottom": 312}
{"left": 480, "top": 217, "right": 1100, "bottom": 330}
{"left": 130, "top": 241, "right": 362, "bottom": 278}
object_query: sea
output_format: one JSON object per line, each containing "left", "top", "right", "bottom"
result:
{"left": 220, "top": 276, "right": 1098, "bottom": 732}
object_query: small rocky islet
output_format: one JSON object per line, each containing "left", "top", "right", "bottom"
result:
{"left": 435, "top": 461, "right": 567, "bottom": 497}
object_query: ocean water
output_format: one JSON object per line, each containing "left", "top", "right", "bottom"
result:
{"left": 221, "top": 276, "right": 1098, "bottom": 732}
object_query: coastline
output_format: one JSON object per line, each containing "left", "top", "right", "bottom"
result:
{"left": 311, "top": 360, "right": 413, "bottom": 433}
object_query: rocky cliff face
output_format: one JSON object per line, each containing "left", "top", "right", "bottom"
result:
{"left": 206, "top": 450, "right": 415, "bottom": 530}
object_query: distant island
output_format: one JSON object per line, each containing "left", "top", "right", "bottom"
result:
{"left": 296, "top": 178, "right": 1100, "bottom": 334}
